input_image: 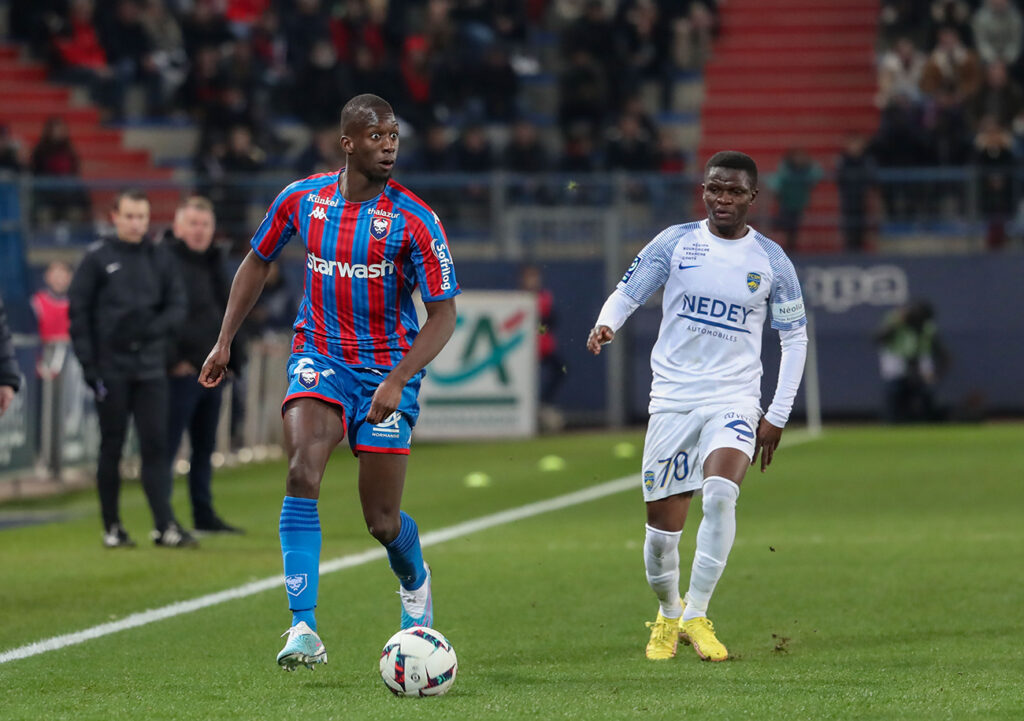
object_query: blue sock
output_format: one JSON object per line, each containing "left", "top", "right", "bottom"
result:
{"left": 386, "top": 511, "right": 427, "bottom": 591}
{"left": 279, "top": 496, "right": 321, "bottom": 631}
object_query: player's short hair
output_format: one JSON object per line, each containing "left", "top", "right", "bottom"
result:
{"left": 178, "top": 195, "right": 215, "bottom": 216}
{"left": 705, "top": 151, "right": 758, "bottom": 187}
{"left": 113, "top": 188, "right": 149, "bottom": 210}
{"left": 340, "top": 94, "right": 394, "bottom": 132}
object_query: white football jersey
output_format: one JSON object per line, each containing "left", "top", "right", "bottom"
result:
{"left": 618, "top": 220, "right": 806, "bottom": 413}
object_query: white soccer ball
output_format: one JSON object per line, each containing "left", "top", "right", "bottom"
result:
{"left": 379, "top": 627, "right": 458, "bottom": 697}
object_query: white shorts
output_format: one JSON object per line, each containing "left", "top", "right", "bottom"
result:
{"left": 641, "top": 404, "right": 761, "bottom": 502}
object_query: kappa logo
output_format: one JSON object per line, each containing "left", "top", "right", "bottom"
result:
{"left": 309, "top": 206, "right": 328, "bottom": 221}
{"left": 371, "top": 216, "right": 391, "bottom": 240}
{"left": 105, "top": 262, "right": 121, "bottom": 274}
{"left": 284, "top": 574, "right": 308, "bottom": 597}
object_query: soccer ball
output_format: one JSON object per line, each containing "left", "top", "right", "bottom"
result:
{"left": 379, "top": 627, "right": 458, "bottom": 697}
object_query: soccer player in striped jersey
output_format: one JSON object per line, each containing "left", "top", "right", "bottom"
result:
{"left": 587, "top": 151, "right": 807, "bottom": 662}
{"left": 199, "top": 94, "right": 460, "bottom": 670}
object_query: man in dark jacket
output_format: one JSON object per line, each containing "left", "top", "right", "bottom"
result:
{"left": 165, "top": 196, "right": 243, "bottom": 533}
{"left": 69, "top": 188, "right": 195, "bottom": 548}
{"left": 0, "top": 292, "right": 21, "bottom": 416}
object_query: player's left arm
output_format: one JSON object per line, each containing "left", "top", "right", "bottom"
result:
{"left": 367, "top": 298, "right": 456, "bottom": 424}
{"left": 753, "top": 253, "right": 809, "bottom": 472}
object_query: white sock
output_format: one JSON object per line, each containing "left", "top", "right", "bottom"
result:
{"left": 682, "top": 476, "right": 739, "bottom": 622}
{"left": 644, "top": 524, "right": 683, "bottom": 618}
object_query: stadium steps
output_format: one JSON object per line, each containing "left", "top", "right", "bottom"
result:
{"left": 0, "top": 45, "right": 180, "bottom": 224}
{"left": 698, "top": 0, "right": 880, "bottom": 252}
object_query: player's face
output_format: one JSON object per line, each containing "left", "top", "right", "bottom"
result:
{"left": 343, "top": 114, "right": 399, "bottom": 184}
{"left": 111, "top": 198, "right": 150, "bottom": 243}
{"left": 702, "top": 167, "right": 757, "bottom": 239}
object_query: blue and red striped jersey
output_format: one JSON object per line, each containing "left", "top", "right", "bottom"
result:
{"left": 251, "top": 171, "right": 460, "bottom": 368}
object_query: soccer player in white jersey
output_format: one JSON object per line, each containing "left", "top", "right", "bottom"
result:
{"left": 587, "top": 151, "right": 808, "bottom": 662}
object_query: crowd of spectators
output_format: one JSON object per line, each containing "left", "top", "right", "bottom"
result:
{"left": 874, "top": 0, "right": 1024, "bottom": 247}
{"left": 7, "top": 0, "right": 718, "bottom": 185}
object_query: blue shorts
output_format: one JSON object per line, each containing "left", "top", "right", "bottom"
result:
{"left": 283, "top": 351, "right": 421, "bottom": 456}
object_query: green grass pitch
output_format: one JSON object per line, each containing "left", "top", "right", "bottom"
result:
{"left": 1, "top": 425, "right": 1023, "bottom": 720}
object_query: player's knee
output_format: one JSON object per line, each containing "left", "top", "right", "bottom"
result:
{"left": 365, "top": 512, "right": 400, "bottom": 545}
{"left": 285, "top": 457, "right": 321, "bottom": 498}
{"left": 701, "top": 477, "right": 739, "bottom": 515}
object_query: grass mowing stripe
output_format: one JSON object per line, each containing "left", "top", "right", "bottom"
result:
{"left": 0, "top": 430, "right": 820, "bottom": 666}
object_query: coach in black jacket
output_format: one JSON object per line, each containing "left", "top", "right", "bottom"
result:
{"left": 69, "top": 189, "right": 195, "bottom": 548}
{"left": 165, "top": 196, "right": 244, "bottom": 533}
{"left": 0, "top": 292, "right": 22, "bottom": 417}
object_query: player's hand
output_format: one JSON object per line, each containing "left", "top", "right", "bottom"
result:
{"left": 198, "top": 343, "right": 231, "bottom": 388}
{"left": 752, "top": 417, "right": 783, "bottom": 473}
{"left": 367, "top": 376, "right": 403, "bottom": 425}
{"left": 586, "top": 325, "right": 614, "bottom": 355}
{"left": 0, "top": 386, "right": 14, "bottom": 416}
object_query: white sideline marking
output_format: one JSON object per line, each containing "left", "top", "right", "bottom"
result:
{"left": 0, "top": 430, "right": 819, "bottom": 665}
{"left": 0, "top": 476, "right": 632, "bottom": 665}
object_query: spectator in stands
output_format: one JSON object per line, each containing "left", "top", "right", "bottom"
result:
{"left": 30, "top": 116, "right": 91, "bottom": 226}
{"left": 604, "top": 111, "right": 658, "bottom": 171}
{"left": 474, "top": 45, "right": 520, "bottom": 122}
{"left": 972, "top": 115, "right": 1016, "bottom": 249}
{"left": 875, "top": 300, "right": 947, "bottom": 423}
{"left": 282, "top": 0, "right": 330, "bottom": 70}
{"left": 249, "top": 8, "right": 289, "bottom": 101}
{"left": 560, "top": 123, "right": 599, "bottom": 174}
{"left": 872, "top": 93, "right": 933, "bottom": 220}
{"left": 294, "top": 125, "right": 344, "bottom": 177}
{"left": 768, "top": 148, "right": 823, "bottom": 251}
{"left": 919, "top": 25, "right": 982, "bottom": 105}
{"left": 50, "top": 0, "right": 120, "bottom": 117}
{"left": 454, "top": 125, "right": 495, "bottom": 173}
{"left": 293, "top": 39, "right": 352, "bottom": 128}
{"left": 876, "top": 36, "right": 927, "bottom": 109}
{"left": 926, "top": 0, "right": 973, "bottom": 48}
{"left": 165, "top": 196, "right": 244, "bottom": 534}
{"left": 178, "top": 44, "right": 226, "bottom": 118}
{"left": 0, "top": 292, "right": 23, "bottom": 418}
{"left": 615, "top": 0, "right": 670, "bottom": 105}
{"left": 836, "top": 133, "right": 877, "bottom": 252}
{"left": 216, "top": 125, "right": 266, "bottom": 247}
{"left": 971, "top": 0, "right": 1023, "bottom": 73}
{"left": 656, "top": 128, "right": 687, "bottom": 173}
{"left": 558, "top": 49, "right": 611, "bottom": 141}
{"left": 99, "top": 0, "right": 162, "bottom": 117}
{"left": 966, "top": 60, "right": 1024, "bottom": 129}
{"left": 397, "top": 34, "right": 439, "bottom": 131}
{"left": 0, "top": 124, "right": 25, "bottom": 174}
{"left": 180, "top": 0, "right": 234, "bottom": 58}
{"left": 879, "top": 0, "right": 931, "bottom": 47}
{"left": 411, "top": 124, "right": 456, "bottom": 172}
{"left": 502, "top": 119, "right": 553, "bottom": 204}
{"left": 139, "top": 0, "right": 188, "bottom": 115}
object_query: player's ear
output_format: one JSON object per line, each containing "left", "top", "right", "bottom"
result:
{"left": 340, "top": 134, "right": 354, "bottom": 155}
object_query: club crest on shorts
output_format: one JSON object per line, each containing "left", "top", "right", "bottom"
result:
{"left": 298, "top": 367, "right": 319, "bottom": 389}
{"left": 643, "top": 470, "right": 656, "bottom": 491}
{"left": 746, "top": 272, "right": 762, "bottom": 293}
{"left": 284, "top": 574, "right": 308, "bottom": 596}
{"left": 370, "top": 216, "right": 391, "bottom": 241}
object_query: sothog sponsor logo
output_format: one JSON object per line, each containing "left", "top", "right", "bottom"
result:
{"left": 431, "top": 238, "right": 454, "bottom": 291}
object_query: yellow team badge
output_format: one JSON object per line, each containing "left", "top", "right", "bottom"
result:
{"left": 746, "top": 272, "right": 762, "bottom": 293}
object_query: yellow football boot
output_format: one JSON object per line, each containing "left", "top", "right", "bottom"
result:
{"left": 679, "top": 617, "right": 728, "bottom": 661}
{"left": 645, "top": 611, "right": 681, "bottom": 660}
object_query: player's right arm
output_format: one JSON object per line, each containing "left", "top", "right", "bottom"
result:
{"left": 587, "top": 226, "right": 678, "bottom": 355}
{"left": 199, "top": 251, "right": 272, "bottom": 388}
